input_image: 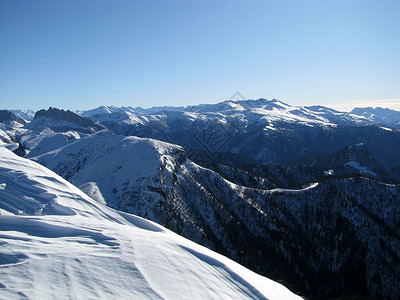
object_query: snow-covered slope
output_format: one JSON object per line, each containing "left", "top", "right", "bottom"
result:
{"left": 28, "top": 131, "right": 189, "bottom": 221}
{"left": 0, "top": 147, "right": 301, "bottom": 299}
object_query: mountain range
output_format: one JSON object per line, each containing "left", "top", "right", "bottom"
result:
{"left": 351, "top": 106, "right": 400, "bottom": 130}
{"left": 76, "top": 100, "right": 400, "bottom": 170}
{"left": 2, "top": 99, "right": 400, "bottom": 299}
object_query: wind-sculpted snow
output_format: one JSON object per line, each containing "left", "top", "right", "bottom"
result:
{"left": 0, "top": 147, "right": 302, "bottom": 299}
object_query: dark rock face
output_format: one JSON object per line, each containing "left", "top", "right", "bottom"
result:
{"left": 0, "top": 110, "right": 27, "bottom": 125}
{"left": 26, "top": 107, "right": 103, "bottom": 134}
{"left": 34, "top": 107, "right": 98, "bottom": 128}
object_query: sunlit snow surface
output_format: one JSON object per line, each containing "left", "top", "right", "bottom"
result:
{"left": 0, "top": 147, "right": 301, "bottom": 299}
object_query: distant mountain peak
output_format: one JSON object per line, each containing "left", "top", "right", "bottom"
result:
{"left": 34, "top": 107, "right": 100, "bottom": 129}
{"left": 351, "top": 106, "right": 400, "bottom": 129}
{"left": 232, "top": 98, "right": 289, "bottom": 109}
{"left": 0, "top": 110, "right": 27, "bottom": 125}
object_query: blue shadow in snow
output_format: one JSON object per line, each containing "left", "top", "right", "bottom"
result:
{"left": 0, "top": 216, "right": 119, "bottom": 247}
{"left": 179, "top": 245, "right": 270, "bottom": 300}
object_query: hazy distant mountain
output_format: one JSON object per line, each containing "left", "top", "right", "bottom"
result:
{"left": 351, "top": 106, "right": 400, "bottom": 129}
{"left": 79, "top": 105, "right": 185, "bottom": 118}
{"left": 10, "top": 109, "right": 36, "bottom": 122}
{"left": 82, "top": 99, "right": 400, "bottom": 170}
{"left": 0, "top": 110, "right": 27, "bottom": 125}
{"left": 30, "top": 107, "right": 103, "bottom": 132}
{"left": 0, "top": 110, "right": 28, "bottom": 153}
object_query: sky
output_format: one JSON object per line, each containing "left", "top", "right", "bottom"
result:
{"left": 1, "top": 0, "right": 399, "bottom": 112}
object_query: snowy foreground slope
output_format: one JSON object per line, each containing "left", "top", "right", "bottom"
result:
{"left": 0, "top": 147, "right": 301, "bottom": 300}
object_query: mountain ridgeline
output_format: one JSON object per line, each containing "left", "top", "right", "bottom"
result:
{"left": 4, "top": 100, "right": 400, "bottom": 299}
{"left": 81, "top": 99, "right": 400, "bottom": 171}
{"left": 28, "top": 107, "right": 102, "bottom": 133}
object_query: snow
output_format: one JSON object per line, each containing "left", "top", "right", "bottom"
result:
{"left": 0, "top": 147, "right": 301, "bottom": 299}
{"left": 182, "top": 111, "right": 199, "bottom": 121}
{"left": 351, "top": 107, "right": 400, "bottom": 129}
{"left": 10, "top": 109, "right": 36, "bottom": 122}
{"left": 29, "top": 131, "right": 187, "bottom": 211}
{"left": 269, "top": 182, "right": 319, "bottom": 194}
{"left": 345, "top": 161, "right": 376, "bottom": 176}
{"left": 324, "top": 169, "right": 335, "bottom": 176}
{"left": 0, "top": 128, "right": 11, "bottom": 143}
{"left": 25, "top": 130, "right": 82, "bottom": 158}
{"left": 225, "top": 101, "right": 246, "bottom": 111}
{"left": 379, "top": 126, "right": 393, "bottom": 131}
{"left": 79, "top": 182, "right": 106, "bottom": 205}
{"left": 2, "top": 142, "right": 19, "bottom": 152}
{"left": 263, "top": 124, "right": 276, "bottom": 131}
{"left": 256, "top": 107, "right": 333, "bottom": 126}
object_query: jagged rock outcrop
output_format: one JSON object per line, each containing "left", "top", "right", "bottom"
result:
{"left": 0, "top": 110, "right": 27, "bottom": 125}
{"left": 34, "top": 107, "right": 100, "bottom": 129}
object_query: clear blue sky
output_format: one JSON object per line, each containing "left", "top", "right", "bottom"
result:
{"left": 1, "top": 0, "right": 399, "bottom": 111}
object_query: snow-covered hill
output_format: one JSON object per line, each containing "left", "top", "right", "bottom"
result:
{"left": 29, "top": 131, "right": 184, "bottom": 215}
{"left": 0, "top": 147, "right": 301, "bottom": 300}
